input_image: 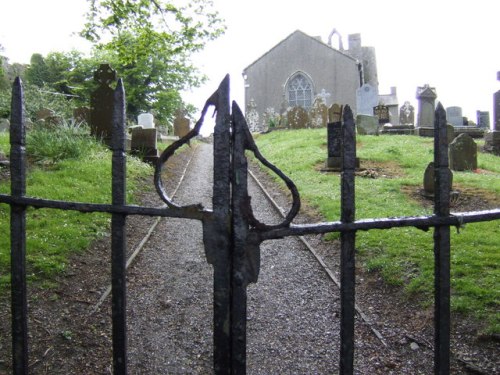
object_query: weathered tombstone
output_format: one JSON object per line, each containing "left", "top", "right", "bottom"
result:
{"left": 356, "top": 114, "right": 379, "bottom": 135}
{"left": 416, "top": 84, "right": 437, "bottom": 133}
{"left": 484, "top": 71, "right": 500, "bottom": 155}
{"left": 356, "top": 83, "right": 379, "bottom": 115}
{"left": 325, "top": 104, "right": 343, "bottom": 169}
{"left": 399, "top": 101, "right": 415, "bottom": 125}
{"left": 262, "top": 107, "right": 278, "bottom": 132}
{"left": 245, "top": 99, "right": 260, "bottom": 132}
{"left": 138, "top": 113, "right": 154, "bottom": 128}
{"left": 476, "top": 111, "right": 490, "bottom": 129}
{"left": 373, "top": 104, "right": 390, "bottom": 125}
{"left": 446, "top": 106, "right": 463, "bottom": 127}
{"left": 423, "top": 161, "right": 453, "bottom": 196}
{"left": 73, "top": 106, "right": 90, "bottom": 124}
{"left": 0, "top": 118, "right": 9, "bottom": 132}
{"left": 287, "top": 106, "right": 309, "bottom": 129}
{"left": 36, "top": 108, "right": 54, "bottom": 121}
{"left": 90, "top": 64, "right": 117, "bottom": 145}
{"left": 446, "top": 124, "right": 456, "bottom": 145}
{"left": 309, "top": 97, "right": 328, "bottom": 128}
{"left": 449, "top": 133, "right": 477, "bottom": 171}
{"left": 131, "top": 127, "right": 159, "bottom": 163}
{"left": 173, "top": 109, "right": 191, "bottom": 138}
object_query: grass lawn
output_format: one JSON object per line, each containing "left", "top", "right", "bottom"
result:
{"left": 253, "top": 129, "right": 500, "bottom": 333}
{"left": 0, "top": 131, "right": 153, "bottom": 290}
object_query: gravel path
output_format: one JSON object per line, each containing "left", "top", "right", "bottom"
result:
{"left": 126, "top": 142, "right": 358, "bottom": 373}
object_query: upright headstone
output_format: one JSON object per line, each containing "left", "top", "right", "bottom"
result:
{"left": 287, "top": 106, "right": 309, "bottom": 129}
{"left": 446, "top": 106, "right": 463, "bottom": 127}
{"left": 356, "top": 114, "right": 379, "bottom": 135}
{"left": 416, "top": 84, "right": 437, "bottom": 128}
{"left": 373, "top": 104, "right": 390, "bottom": 125}
{"left": 309, "top": 97, "right": 328, "bottom": 128}
{"left": 356, "top": 83, "right": 379, "bottom": 115}
{"left": 399, "top": 101, "right": 415, "bottom": 125}
{"left": 423, "top": 161, "right": 453, "bottom": 196}
{"left": 325, "top": 104, "right": 343, "bottom": 169}
{"left": 484, "top": 71, "right": 500, "bottom": 155}
{"left": 476, "top": 111, "right": 490, "bottom": 129}
{"left": 131, "top": 127, "right": 159, "bottom": 163}
{"left": 246, "top": 99, "right": 260, "bottom": 132}
{"left": 138, "top": 113, "right": 154, "bottom": 128}
{"left": 90, "top": 64, "right": 117, "bottom": 145}
{"left": 173, "top": 109, "right": 191, "bottom": 138}
{"left": 449, "top": 133, "right": 477, "bottom": 171}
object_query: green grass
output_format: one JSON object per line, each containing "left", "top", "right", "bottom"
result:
{"left": 254, "top": 129, "right": 500, "bottom": 333}
{"left": 0, "top": 132, "right": 152, "bottom": 290}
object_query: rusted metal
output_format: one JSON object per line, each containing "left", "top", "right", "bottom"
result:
{"left": 111, "top": 79, "right": 128, "bottom": 374}
{"left": 433, "top": 103, "right": 451, "bottom": 374}
{"left": 339, "top": 106, "right": 356, "bottom": 374}
{"left": 10, "top": 77, "right": 28, "bottom": 375}
{"left": 4, "top": 74, "right": 500, "bottom": 375}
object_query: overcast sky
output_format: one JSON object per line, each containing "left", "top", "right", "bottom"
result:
{"left": 1, "top": 0, "right": 498, "bottom": 126}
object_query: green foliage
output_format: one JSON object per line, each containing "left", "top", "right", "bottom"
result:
{"left": 254, "top": 130, "right": 500, "bottom": 332}
{"left": 26, "top": 122, "right": 104, "bottom": 164}
{"left": 0, "top": 132, "right": 152, "bottom": 289}
{"left": 80, "top": 0, "right": 226, "bottom": 123}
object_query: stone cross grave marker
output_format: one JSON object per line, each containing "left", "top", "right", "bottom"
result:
{"left": 90, "top": 64, "right": 117, "bottom": 145}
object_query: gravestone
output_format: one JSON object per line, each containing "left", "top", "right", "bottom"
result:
{"left": 73, "top": 106, "right": 90, "bottom": 124}
{"left": 446, "top": 124, "right": 456, "bottom": 145}
{"left": 399, "top": 101, "right": 415, "bottom": 125}
{"left": 356, "top": 83, "right": 379, "bottom": 115}
{"left": 484, "top": 72, "right": 500, "bottom": 155}
{"left": 287, "top": 106, "right": 309, "bottom": 129}
{"left": 262, "top": 107, "right": 278, "bottom": 132}
{"left": 449, "top": 133, "right": 477, "bottom": 171}
{"left": 423, "top": 162, "right": 453, "bottom": 196}
{"left": 173, "top": 109, "right": 191, "bottom": 138}
{"left": 373, "top": 104, "right": 390, "bottom": 125}
{"left": 416, "top": 84, "right": 437, "bottom": 135}
{"left": 0, "top": 118, "right": 9, "bottom": 132}
{"left": 138, "top": 113, "right": 154, "bottom": 128}
{"left": 309, "top": 98, "right": 328, "bottom": 128}
{"left": 36, "top": 108, "right": 54, "bottom": 121}
{"left": 446, "top": 106, "right": 463, "bottom": 127}
{"left": 90, "top": 64, "right": 117, "bottom": 145}
{"left": 246, "top": 99, "right": 260, "bottom": 132}
{"left": 131, "top": 127, "right": 159, "bottom": 163}
{"left": 325, "top": 104, "right": 343, "bottom": 169}
{"left": 356, "top": 114, "right": 379, "bottom": 135}
{"left": 476, "top": 111, "right": 490, "bottom": 129}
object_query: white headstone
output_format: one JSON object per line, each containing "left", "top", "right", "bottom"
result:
{"left": 446, "top": 106, "right": 463, "bottom": 127}
{"left": 138, "top": 113, "right": 154, "bottom": 128}
{"left": 356, "top": 83, "right": 379, "bottom": 115}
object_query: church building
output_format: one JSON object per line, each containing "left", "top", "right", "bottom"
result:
{"left": 242, "top": 29, "right": 379, "bottom": 127}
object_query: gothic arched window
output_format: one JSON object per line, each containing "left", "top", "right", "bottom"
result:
{"left": 287, "top": 73, "right": 313, "bottom": 109}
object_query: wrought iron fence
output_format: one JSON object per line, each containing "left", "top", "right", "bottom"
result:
{"left": 1, "top": 75, "right": 499, "bottom": 375}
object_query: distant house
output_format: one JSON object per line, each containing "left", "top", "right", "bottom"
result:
{"left": 242, "top": 30, "right": 379, "bottom": 127}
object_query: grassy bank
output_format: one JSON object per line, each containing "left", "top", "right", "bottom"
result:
{"left": 0, "top": 131, "right": 152, "bottom": 290}
{"left": 254, "top": 129, "right": 500, "bottom": 333}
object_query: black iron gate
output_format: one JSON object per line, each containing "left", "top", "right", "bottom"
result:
{"left": 2, "top": 75, "right": 500, "bottom": 375}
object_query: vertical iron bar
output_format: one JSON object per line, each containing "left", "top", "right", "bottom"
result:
{"left": 433, "top": 103, "right": 451, "bottom": 374}
{"left": 339, "top": 105, "right": 356, "bottom": 375}
{"left": 111, "top": 79, "right": 127, "bottom": 374}
{"left": 231, "top": 103, "right": 249, "bottom": 374}
{"left": 212, "top": 75, "right": 232, "bottom": 374}
{"left": 10, "top": 77, "right": 28, "bottom": 375}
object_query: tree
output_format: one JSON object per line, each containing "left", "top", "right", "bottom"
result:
{"left": 80, "top": 0, "right": 225, "bottom": 123}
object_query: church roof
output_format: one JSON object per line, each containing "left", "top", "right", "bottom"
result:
{"left": 242, "top": 29, "right": 358, "bottom": 73}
